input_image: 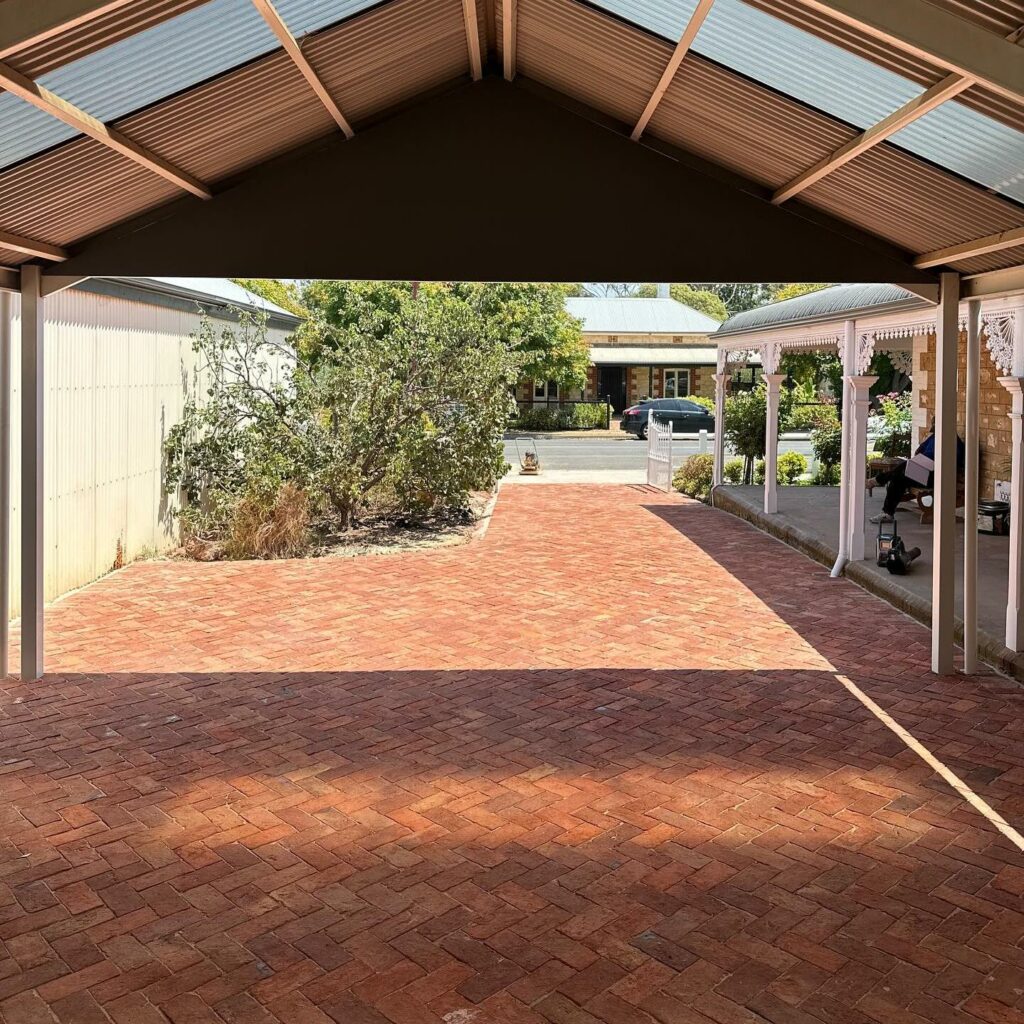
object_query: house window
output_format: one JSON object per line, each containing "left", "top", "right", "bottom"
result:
{"left": 664, "top": 369, "right": 690, "bottom": 398}
{"left": 534, "top": 380, "right": 559, "bottom": 402}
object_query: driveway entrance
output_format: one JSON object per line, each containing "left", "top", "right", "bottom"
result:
{"left": 2, "top": 486, "right": 1022, "bottom": 1024}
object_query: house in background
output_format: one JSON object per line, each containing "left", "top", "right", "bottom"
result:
{"left": 518, "top": 285, "right": 722, "bottom": 413}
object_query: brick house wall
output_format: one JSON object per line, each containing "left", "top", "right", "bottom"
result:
{"left": 915, "top": 329, "right": 1011, "bottom": 501}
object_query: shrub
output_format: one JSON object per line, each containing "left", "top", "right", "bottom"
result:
{"left": 513, "top": 402, "right": 608, "bottom": 431}
{"left": 723, "top": 458, "right": 744, "bottom": 484}
{"left": 787, "top": 402, "right": 838, "bottom": 433}
{"left": 673, "top": 453, "right": 714, "bottom": 500}
{"left": 811, "top": 422, "right": 843, "bottom": 483}
{"left": 514, "top": 407, "right": 558, "bottom": 431}
{"left": 873, "top": 392, "right": 912, "bottom": 458}
{"left": 723, "top": 382, "right": 795, "bottom": 483}
{"left": 778, "top": 450, "right": 808, "bottom": 484}
{"left": 689, "top": 396, "right": 715, "bottom": 413}
{"left": 568, "top": 402, "right": 609, "bottom": 429}
{"left": 815, "top": 463, "right": 841, "bottom": 486}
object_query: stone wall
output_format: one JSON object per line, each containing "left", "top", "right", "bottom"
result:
{"left": 916, "top": 330, "right": 1011, "bottom": 502}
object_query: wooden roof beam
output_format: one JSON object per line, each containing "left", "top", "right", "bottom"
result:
{"left": 631, "top": 0, "right": 716, "bottom": 142}
{"left": 915, "top": 226, "right": 1024, "bottom": 270}
{"left": 463, "top": 0, "right": 483, "bottom": 80}
{"left": 0, "top": 229, "right": 68, "bottom": 262}
{"left": 249, "top": 0, "right": 354, "bottom": 137}
{"left": 503, "top": 0, "right": 516, "bottom": 80}
{"left": 791, "top": 0, "right": 1024, "bottom": 106}
{"left": 0, "top": 60, "right": 212, "bottom": 199}
{"left": 774, "top": 23, "right": 1023, "bottom": 204}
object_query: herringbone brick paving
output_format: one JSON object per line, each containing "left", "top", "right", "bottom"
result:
{"left": 2, "top": 485, "right": 1023, "bottom": 1024}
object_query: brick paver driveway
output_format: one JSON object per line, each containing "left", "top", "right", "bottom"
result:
{"left": 2, "top": 485, "right": 1024, "bottom": 1024}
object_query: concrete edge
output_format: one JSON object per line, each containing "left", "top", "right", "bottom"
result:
{"left": 711, "top": 487, "right": 1024, "bottom": 684}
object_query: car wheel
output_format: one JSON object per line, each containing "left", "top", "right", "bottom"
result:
{"left": 638, "top": 425, "right": 647, "bottom": 441}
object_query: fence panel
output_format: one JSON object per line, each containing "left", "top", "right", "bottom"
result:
{"left": 645, "top": 410, "right": 672, "bottom": 492}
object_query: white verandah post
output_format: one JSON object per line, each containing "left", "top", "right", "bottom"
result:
{"left": 831, "top": 321, "right": 856, "bottom": 578}
{"left": 932, "top": 271, "right": 959, "bottom": 675}
{"left": 847, "top": 373, "right": 878, "bottom": 561}
{"left": 21, "top": 266, "right": 43, "bottom": 681}
{"left": 963, "top": 299, "right": 981, "bottom": 672}
{"left": 763, "top": 372, "right": 786, "bottom": 514}
{"left": 712, "top": 352, "right": 727, "bottom": 487}
{"left": 999, "top": 301, "right": 1024, "bottom": 653}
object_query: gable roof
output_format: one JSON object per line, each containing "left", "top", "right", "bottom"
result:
{"left": 0, "top": 0, "right": 1020, "bottom": 289}
{"left": 566, "top": 297, "right": 722, "bottom": 335}
{"left": 717, "top": 283, "right": 927, "bottom": 336}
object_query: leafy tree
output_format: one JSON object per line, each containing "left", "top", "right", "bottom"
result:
{"left": 634, "top": 283, "right": 727, "bottom": 322}
{"left": 723, "top": 381, "right": 794, "bottom": 483}
{"left": 771, "top": 282, "right": 832, "bottom": 303}
{"left": 583, "top": 283, "right": 645, "bottom": 297}
{"left": 689, "top": 283, "right": 784, "bottom": 316}
{"left": 231, "top": 278, "right": 308, "bottom": 317}
{"left": 165, "top": 291, "right": 519, "bottom": 552}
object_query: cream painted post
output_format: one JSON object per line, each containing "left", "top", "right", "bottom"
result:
{"left": 1002, "top": 377, "right": 1024, "bottom": 651}
{"left": 763, "top": 373, "right": 785, "bottom": 514}
{"left": 712, "top": 358, "right": 727, "bottom": 486}
{"left": 932, "top": 271, "right": 959, "bottom": 675}
{"left": 831, "top": 321, "right": 856, "bottom": 578}
{"left": 0, "top": 290, "right": 9, "bottom": 679}
{"left": 847, "top": 374, "right": 878, "bottom": 560}
{"left": 21, "top": 265, "right": 43, "bottom": 680}
{"left": 963, "top": 300, "right": 981, "bottom": 671}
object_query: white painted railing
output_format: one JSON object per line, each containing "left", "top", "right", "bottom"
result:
{"left": 645, "top": 409, "right": 672, "bottom": 492}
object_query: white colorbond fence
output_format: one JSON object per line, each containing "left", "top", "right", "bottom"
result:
{"left": 4, "top": 286, "right": 294, "bottom": 618}
{"left": 645, "top": 409, "right": 673, "bottom": 491}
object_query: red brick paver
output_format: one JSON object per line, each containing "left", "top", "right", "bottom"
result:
{"left": 2, "top": 485, "right": 1024, "bottom": 1024}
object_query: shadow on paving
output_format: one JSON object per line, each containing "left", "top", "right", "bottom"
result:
{"left": 2, "top": 664, "right": 1024, "bottom": 1024}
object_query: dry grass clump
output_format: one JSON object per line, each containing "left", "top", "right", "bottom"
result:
{"left": 225, "top": 482, "right": 311, "bottom": 559}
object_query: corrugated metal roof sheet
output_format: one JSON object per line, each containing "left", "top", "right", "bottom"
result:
{"left": 567, "top": 297, "right": 722, "bottom": 334}
{"left": 275, "top": 0, "right": 387, "bottom": 36}
{"left": 590, "top": 345, "right": 719, "bottom": 365}
{"left": 124, "top": 277, "right": 302, "bottom": 321}
{"left": 717, "top": 283, "right": 925, "bottom": 336}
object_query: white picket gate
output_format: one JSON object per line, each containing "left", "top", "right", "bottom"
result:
{"left": 645, "top": 409, "right": 673, "bottom": 491}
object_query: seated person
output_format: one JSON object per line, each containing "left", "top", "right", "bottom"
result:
{"left": 867, "top": 422, "right": 965, "bottom": 523}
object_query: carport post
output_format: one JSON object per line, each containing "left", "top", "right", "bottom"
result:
{"left": 831, "top": 321, "right": 857, "bottom": 577}
{"left": 0, "top": 290, "right": 10, "bottom": 679}
{"left": 963, "top": 299, "right": 980, "bottom": 671}
{"left": 763, "top": 373, "right": 786, "bottom": 514}
{"left": 931, "top": 271, "right": 959, "bottom": 675}
{"left": 20, "top": 265, "right": 43, "bottom": 681}
{"left": 999, "top": 302, "right": 1024, "bottom": 652}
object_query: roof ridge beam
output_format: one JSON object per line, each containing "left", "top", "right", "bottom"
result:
{"left": 0, "top": 0, "right": 135, "bottom": 60}
{"left": 790, "top": 0, "right": 1024, "bottom": 105}
{"left": 631, "top": 0, "right": 716, "bottom": 142}
{"left": 0, "top": 229, "right": 68, "bottom": 262}
{"left": 0, "top": 60, "right": 212, "bottom": 199}
{"left": 915, "top": 227, "right": 1024, "bottom": 270}
{"left": 250, "top": 0, "right": 354, "bottom": 137}
{"left": 773, "top": 23, "right": 1023, "bottom": 204}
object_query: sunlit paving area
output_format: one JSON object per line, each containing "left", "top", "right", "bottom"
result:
{"left": 3, "top": 485, "right": 1024, "bottom": 1024}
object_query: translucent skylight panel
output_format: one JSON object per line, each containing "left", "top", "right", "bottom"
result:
{"left": 0, "top": 95, "right": 79, "bottom": 169}
{"left": 691, "top": 0, "right": 921, "bottom": 129}
{"left": 583, "top": 0, "right": 702, "bottom": 43}
{"left": 275, "top": 0, "right": 387, "bottom": 37}
{"left": 37, "top": 0, "right": 278, "bottom": 125}
{"left": 891, "top": 103, "right": 1024, "bottom": 204}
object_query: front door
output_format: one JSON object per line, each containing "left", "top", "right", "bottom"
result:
{"left": 598, "top": 366, "right": 627, "bottom": 413}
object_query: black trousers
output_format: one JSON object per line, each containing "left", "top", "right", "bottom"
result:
{"left": 875, "top": 463, "right": 934, "bottom": 515}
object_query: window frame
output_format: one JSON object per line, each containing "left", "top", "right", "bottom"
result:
{"left": 663, "top": 369, "right": 691, "bottom": 399}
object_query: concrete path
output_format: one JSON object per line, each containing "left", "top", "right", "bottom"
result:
{"left": 1, "top": 486, "right": 1023, "bottom": 1024}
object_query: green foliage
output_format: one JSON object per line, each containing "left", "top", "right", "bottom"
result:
{"left": 873, "top": 392, "right": 912, "bottom": 458}
{"left": 778, "top": 451, "right": 808, "bottom": 484}
{"left": 688, "top": 395, "right": 715, "bottom": 413}
{"left": 787, "top": 402, "right": 838, "bottom": 433}
{"left": 815, "top": 463, "right": 841, "bottom": 486}
{"left": 722, "top": 382, "right": 794, "bottom": 483}
{"left": 771, "top": 283, "right": 832, "bottom": 303}
{"left": 301, "top": 281, "right": 589, "bottom": 391}
{"left": 513, "top": 402, "right": 608, "bottom": 431}
{"left": 811, "top": 422, "right": 843, "bottom": 484}
{"left": 165, "top": 294, "right": 519, "bottom": 554}
{"left": 723, "top": 458, "right": 744, "bottom": 484}
{"left": 673, "top": 454, "right": 715, "bottom": 501}
{"left": 230, "top": 278, "right": 307, "bottom": 317}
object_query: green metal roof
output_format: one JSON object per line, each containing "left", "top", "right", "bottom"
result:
{"left": 716, "top": 284, "right": 927, "bottom": 337}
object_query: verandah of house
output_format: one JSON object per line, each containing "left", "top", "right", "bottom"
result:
{"left": 711, "top": 282, "right": 1024, "bottom": 677}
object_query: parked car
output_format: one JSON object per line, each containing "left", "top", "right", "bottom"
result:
{"left": 621, "top": 398, "right": 715, "bottom": 440}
